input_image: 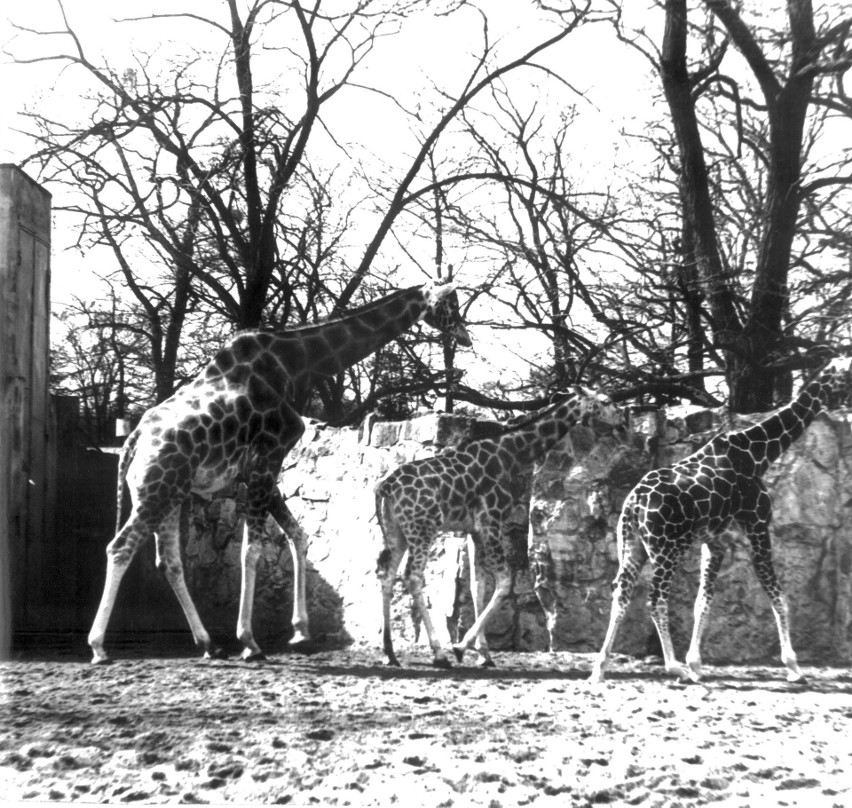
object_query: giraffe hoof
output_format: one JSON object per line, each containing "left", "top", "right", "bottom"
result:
{"left": 452, "top": 645, "right": 465, "bottom": 663}
{"left": 385, "top": 657, "right": 402, "bottom": 668}
{"left": 478, "top": 658, "right": 496, "bottom": 669}
{"left": 289, "top": 630, "right": 311, "bottom": 646}
{"left": 204, "top": 647, "right": 229, "bottom": 661}
{"left": 666, "top": 664, "right": 693, "bottom": 682}
{"left": 588, "top": 663, "right": 607, "bottom": 684}
{"left": 242, "top": 651, "right": 267, "bottom": 663}
{"left": 91, "top": 655, "right": 113, "bottom": 666}
{"left": 432, "top": 657, "right": 453, "bottom": 670}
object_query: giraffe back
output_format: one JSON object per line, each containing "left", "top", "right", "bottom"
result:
{"left": 376, "top": 385, "right": 625, "bottom": 534}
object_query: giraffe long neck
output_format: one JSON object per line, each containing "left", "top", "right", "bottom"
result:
{"left": 274, "top": 286, "right": 429, "bottom": 381}
{"left": 732, "top": 376, "right": 828, "bottom": 475}
{"left": 497, "top": 396, "right": 584, "bottom": 466}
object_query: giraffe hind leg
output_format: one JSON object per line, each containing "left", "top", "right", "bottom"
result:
{"left": 376, "top": 541, "right": 405, "bottom": 667}
{"left": 88, "top": 514, "right": 151, "bottom": 664}
{"left": 589, "top": 524, "right": 647, "bottom": 683}
{"left": 375, "top": 490, "right": 406, "bottom": 666}
{"left": 154, "top": 501, "right": 222, "bottom": 660}
{"left": 684, "top": 540, "right": 725, "bottom": 681}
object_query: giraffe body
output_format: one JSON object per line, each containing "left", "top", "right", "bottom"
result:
{"left": 88, "top": 283, "right": 471, "bottom": 664}
{"left": 590, "top": 356, "right": 852, "bottom": 684}
{"left": 375, "top": 387, "right": 626, "bottom": 668}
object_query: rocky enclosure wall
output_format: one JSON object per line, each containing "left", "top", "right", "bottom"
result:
{"left": 185, "top": 407, "right": 852, "bottom": 664}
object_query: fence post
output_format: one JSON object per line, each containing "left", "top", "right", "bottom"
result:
{"left": 0, "top": 165, "right": 51, "bottom": 658}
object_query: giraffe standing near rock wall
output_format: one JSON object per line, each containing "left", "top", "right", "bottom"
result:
{"left": 590, "top": 355, "right": 852, "bottom": 684}
{"left": 88, "top": 282, "right": 471, "bottom": 664}
{"left": 375, "top": 387, "right": 627, "bottom": 668}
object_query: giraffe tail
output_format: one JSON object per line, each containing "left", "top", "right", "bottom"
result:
{"left": 375, "top": 486, "right": 389, "bottom": 576}
{"left": 374, "top": 480, "right": 403, "bottom": 575}
{"left": 374, "top": 481, "right": 390, "bottom": 537}
{"left": 114, "top": 428, "right": 140, "bottom": 534}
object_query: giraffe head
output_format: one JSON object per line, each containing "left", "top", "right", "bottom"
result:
{"left": 421, "top": 281, "right": 472, "bottom": 347}
{"left": 814, "top": 355, "right": 852, "bottom": 408}
{"left": 574, "top": 386, "right": 629, "bottom": 433}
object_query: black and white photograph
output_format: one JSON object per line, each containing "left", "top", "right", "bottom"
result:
{"left": 1, "top": 1, "right": 851, "bottom": 805}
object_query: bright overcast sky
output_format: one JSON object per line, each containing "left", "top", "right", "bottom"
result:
{"left": 0, "top": 1, "right": 663, "bottom": 391}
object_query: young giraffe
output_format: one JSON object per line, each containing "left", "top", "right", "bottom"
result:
{"left": 590, "top": 355, "right": 852, "bottom": 684}
{"left": 88, "top": 282, "right": 471, "bottom": 664}
{"left": 375, "top": 387, "right": 627, "bottom": 668}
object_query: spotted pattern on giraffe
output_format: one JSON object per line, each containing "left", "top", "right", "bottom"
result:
{"left": 375, "top": 386, "right": 629, "bottom": 669}
{"left": 87, "top": 282, "right": 471, "bottom": 664}
{"left": 590, "top": 355, "right": 852, "bottom": 685}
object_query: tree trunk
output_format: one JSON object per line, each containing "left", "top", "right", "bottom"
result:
{"left": 661, "top": 0, "right": 744, "bottom": 399}
{"left": 661, "top": 0, "right": 818, "bottom": 413}
{"left": 719, "top": 0, "right": 816, "bottom": 412}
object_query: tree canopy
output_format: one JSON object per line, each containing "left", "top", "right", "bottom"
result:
{"left": 7, "top": 0, "right": 852, "bottom": 441}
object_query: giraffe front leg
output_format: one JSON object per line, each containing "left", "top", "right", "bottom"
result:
{"left": 452, "top": 567, "right": 511, "bottom": 667}
{"left": 771, "top": 594, "right": 805, "bottom": 683}
{"left": 237, "top": 516, "right": 266, "bottom": 661}
{"left": 406, "top": 572, "right": 452, "bottom": 669}
{"left": 270, "top": 495, "right": 311, "bottom": 646}
{"left": 650, "top": 602, "right": 693, "bottom": 682}
{"left": 747, "top": 525, "right": 804, "bottom": 683}
{"left": 466, "top": 533, "right": 495, "bottom": 668}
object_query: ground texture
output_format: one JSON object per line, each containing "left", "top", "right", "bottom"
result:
{"left": 1, "top": 641, "right": 851, "bottom": 806}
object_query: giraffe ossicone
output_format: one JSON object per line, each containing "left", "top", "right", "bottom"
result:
{"left": 375, "top": 386, "right": 628, "bottom": 669}
{"left": 590, "top": 355, "right": 852, "bottom": 685}
{"left": 87, "top": 282, "right": 471, "bottom": 664}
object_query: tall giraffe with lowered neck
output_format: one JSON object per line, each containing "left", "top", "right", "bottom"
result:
{"left": 590, "top": 355, "right": 852, "bottom": 684}
{"left": 376, "top": 386, "right": 627, "bottom": 668}
{"left": 88, "top": 282, "right": 471, "bottom": 664}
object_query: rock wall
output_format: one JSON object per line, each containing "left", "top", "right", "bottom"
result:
{"left": 185, "top": 407, "right": 852, "bottom": 664}
{"left": 528, "top": 407, "right": 852, "bottom": 664}
{"left": 185, "top": 413, "right": 500, "bottom": 650}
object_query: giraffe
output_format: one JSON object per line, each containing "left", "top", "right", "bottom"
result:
{"left": 590, "top": 355, "right": 852, "bottom": 684}
{"left": 375, "top": 386, "right": 627, "bottom": 668}
{"left": 87, "top": 281, "right": 471, "bottom": 664}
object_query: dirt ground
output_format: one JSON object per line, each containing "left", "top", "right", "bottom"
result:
{"left": 2, "top": 638, "right": 851, "bottom": 807}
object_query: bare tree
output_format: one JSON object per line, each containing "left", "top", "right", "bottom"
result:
{"left": 609, "top": 0, "right": 852, "bottom": 412}
{"left": 11, "top": 0, "right": 608, "bottom": 420}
